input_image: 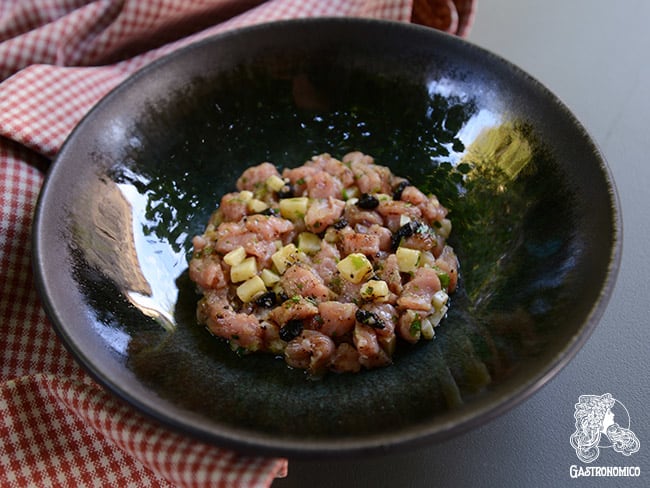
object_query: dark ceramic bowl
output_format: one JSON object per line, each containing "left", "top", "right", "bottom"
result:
{"left": 33, "top": 18, "right": 620, "bottom": 458}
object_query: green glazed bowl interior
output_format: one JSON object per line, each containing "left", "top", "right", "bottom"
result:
{"left": 33, "top": 18, "right": 620, "bottom": 458}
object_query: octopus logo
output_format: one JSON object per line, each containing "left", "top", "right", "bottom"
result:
{"left": 570, "top": 393, "right": 640, "bottom": 463}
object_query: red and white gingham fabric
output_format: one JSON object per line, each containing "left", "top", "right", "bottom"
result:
{"left": 0, "top": 1, "right": 475, "bottom": 486}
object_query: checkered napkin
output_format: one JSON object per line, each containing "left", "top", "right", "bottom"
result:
{"left": 0, "top": 1, "right": 474, "bottom": 486}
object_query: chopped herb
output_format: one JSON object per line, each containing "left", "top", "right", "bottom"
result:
{"left": 350, "top": 255, "right": 367, "bottom": 270}
{"left": 437, "top": 272, "right": 450, "bottom": 290}
{"left": 409, "top": 318, "right": 421, "bottom": 336}
{"left": 296, "top": 177, "right": 306, "bottom": 185}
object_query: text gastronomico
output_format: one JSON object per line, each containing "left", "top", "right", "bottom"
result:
{"left": 570, "top": 465, "right": 641, "bottom": 478}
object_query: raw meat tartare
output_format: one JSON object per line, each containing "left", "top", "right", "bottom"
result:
{"left": 189, "top": 152, "right": 459, "bottom": 376}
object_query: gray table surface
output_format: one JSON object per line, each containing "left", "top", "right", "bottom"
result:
{"left": 274, "top": 1, "right": 650, "bottom": 486}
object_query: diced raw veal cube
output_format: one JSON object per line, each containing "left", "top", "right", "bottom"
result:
{"left": 223, "top": 246, "right": 246, "bottom": 266}
{"left": 230, "top": 256, "right": 258, "bottom": 283}
{"left": 396, "top": 247, "right": 421, "bottom": 273}
{"left": 236, "top": 276, "right": 266, "bottom": 303}
{"left": 337, "top": 253, "right": 373, "bottom": 284}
